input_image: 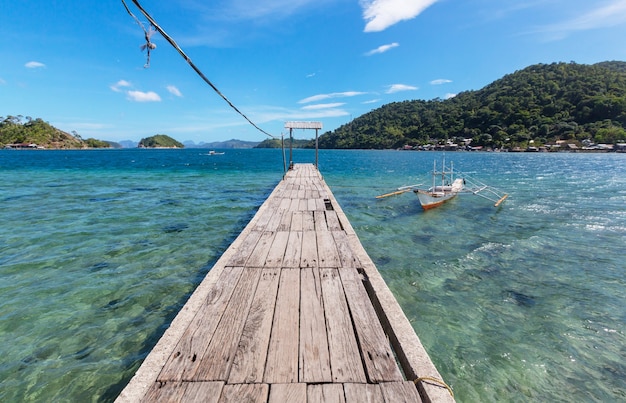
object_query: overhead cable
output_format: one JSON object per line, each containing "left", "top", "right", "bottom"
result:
{"left": 122, "top": 0, "right": 277, "bottom": 139}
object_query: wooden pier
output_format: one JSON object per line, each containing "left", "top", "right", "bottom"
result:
{"left": 116, "top": 164, "right": 453, "bottom": 402}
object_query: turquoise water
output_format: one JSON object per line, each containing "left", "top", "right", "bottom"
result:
{"left": 0, "top": 149, "right": 624, "bottom": 402}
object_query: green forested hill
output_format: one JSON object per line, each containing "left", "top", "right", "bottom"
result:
{"left": 1, "top": 116, "right": 109, "bottom": 149}
{"left": 317, "top": 61, "right": 626, "bottom": 149}
{"left": 138, "top": 134, "right": 184, "bottom": 148}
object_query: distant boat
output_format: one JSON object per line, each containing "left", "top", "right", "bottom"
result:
{"left": 376, "top": 159, "right": 509, "bottom": 210}
{"left": 208, "top": 150, "right": 225, "bottom": 155}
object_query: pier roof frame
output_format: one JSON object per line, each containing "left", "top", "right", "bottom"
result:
{"left": 284, "top": 121, "right": 322, "bottom": 130}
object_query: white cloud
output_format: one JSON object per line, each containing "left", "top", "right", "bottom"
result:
{"left": 301, "top": 103, "right": 345, "bottom": 110}
{"left": 110, "top": 80, "right": 132, "bottom": 92}
{"left": 298, "top": 91, "right": 367, "bottom": 104}
{"left": 167, "top": 85, "right": 183, "bottom": 97}
{"left": 430, "top": 78, "right": 452, "bottom": 85}
{"left": 361, "top": 0, "right": 439, "bottom": 32}
{"left": 127, "top": 91, "right": 161, "bottom": 102}
{"left": 535, "top": 0, "right": 626, "bottom": 37}
{"left": 363, "top": 99, "right": 381, "bottom": 104}
{"left": 444, "top": 93, "right": 457, "bottom": 99}
{"left": 386, "top": 84, "right": 418, "bottom": 94}
{"left": 365, "top": 42, "right": 399, "bottom": 56}
{"left": 25, "top": 61, "right": 46, "bottom": 69}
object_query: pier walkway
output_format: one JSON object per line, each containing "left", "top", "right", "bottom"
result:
{"left": 116, "top": 164, "right": 453, "bottom": 402}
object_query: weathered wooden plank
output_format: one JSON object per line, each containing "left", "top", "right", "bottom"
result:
{"left": 300, "top": 230, "right": 318, "bottom": 268}
{"left": 313, "top": 210, "right": 328, "bottom": 231}
{"left": 379, "top": 381, "right": 423, "bottom": 403}
{"left": 179, "top": 381, "right": 225, "bottom": 402}
{"left": 331, "top": 231, "right": 361, "bottom": 268}
{"left": 307, "top": 384, "right": 346, "bottom": 403}
{"left": 307, "top": 198, "right": 318, "bottom": 211}
{"left": 299, "top": 267, "right": 331, "bottom": 383}
{"left": 298, "top": 198, "right": 309, "bottom": 211}
{"left": 316, "top": 230, "right": 341, "bottom": 268}
{"left": 158, "top": 267, "right": 245, "bottom": 381}
{"left": 339, "top": 267, "right": 403, "bottom": 382}
{"left": 228, "top": 268, "right": 281, "bottom": 384}
{"left": 218, "top": 384, "right": 269, "bottom": 403}
{"left": 246, "top": 231, "right": 276, "bottom": 267}
{"left": 264, "top": 269, "right": 300, "bottom": 383}
{"left": 265, "top": 209, "right": 285, "bottom": 232}
{"left": 226, "top": 231, "right": 263, "bottom": 266}
{"left": 302, "top": 211, "right": 315, "bottom": 231}
{"left": 277, "top": 211, "right": 293, "bottom": 231}
{"left": 320, "top": 268, "right": 367, "bottom": 383}
{"left": 291, "top": 211, "right": 304, "bottom": 231}
{"left": 278, "top": 197, "right": 292, "bottom": 210}
{"left": 268, "top": 383, "right": 307, "bottom": 403}
{"left": 253, "top": 202, "right": 280, "bottom": 230}
{"left": 343, "top": 383, "right": 383, "bottom": 403}
{"left": 264, "top": 231, "right": 289, "bottom": 267}
{"left": 191, "top": 269, "right": 262, "bottom": 381}
{"left": 142, "top": 381, "right": 187, "bottom": 402}
{"left": 283, "top": 231, "right": 302, "bottom": 268}
{"left": 325, "top": 211, "right": 343, "bottom": 231}
{"left": 289, "top": 198, "right": 300, "bottom": 211}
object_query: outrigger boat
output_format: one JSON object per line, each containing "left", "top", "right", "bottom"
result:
{"left": 376, "top": 159, "right": 509, "bottom": 210}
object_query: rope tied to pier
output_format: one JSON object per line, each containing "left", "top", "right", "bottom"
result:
{"left": 120, "top": 0, "right": 277, "bottom": 139}
{"left": 414, "top": 376, "right": 454, "bottom": 398}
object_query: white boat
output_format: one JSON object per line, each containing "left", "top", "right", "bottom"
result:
{"left": 208, "top": 150, "right": 225, "bottom": 155}
{"left": 414, "top": 160, "right": 464, "bottom": 210}
{"left": 376, "top": 159, "right": 508, "bottom": 210}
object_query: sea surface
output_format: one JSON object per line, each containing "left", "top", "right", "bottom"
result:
{"left": 0, "top": 148, "right": 624, "bottom": 402}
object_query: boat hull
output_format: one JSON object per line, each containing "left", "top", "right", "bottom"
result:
{"left": 415, "top": 190, "right": 458, "bottom": 210}
{"left": 414, "top": 178, "right": 464, "bottom": 210}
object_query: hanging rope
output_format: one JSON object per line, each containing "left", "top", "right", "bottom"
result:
{"left": 121, "top": 0, "right": 156, "bottom": 68}
{"left": 121, "top": 0, "right": 277, "bottom": 139}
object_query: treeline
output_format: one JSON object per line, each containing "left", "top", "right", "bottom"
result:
{"left": 317, "top": 61, "right": 626, "bottom": 149}
{"left": 0, "top": 115, "right": 109, "bottom": 148}
{"left": 255, "top": 138, "right": 312, "bottom": 148}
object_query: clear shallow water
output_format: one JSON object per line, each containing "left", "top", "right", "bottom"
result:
{"left": 0, "top": 149, "right": 624, "bottom": 402}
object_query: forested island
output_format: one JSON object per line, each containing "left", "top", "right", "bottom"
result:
{"left": 313, "top": 61, "right": 626, "bottom": 151}
{"left": 0, "top": 116, "right": 111, "bottom": 149}
{"left": 138, "top": 134, "right": 184, "bottom": 148}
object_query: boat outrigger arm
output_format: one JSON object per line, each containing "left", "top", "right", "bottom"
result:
{"left": 453, "top": 174, "right": 509, "bottom": 207}
{"left": 467, "top": 185, "right": 509, "bottom": 207}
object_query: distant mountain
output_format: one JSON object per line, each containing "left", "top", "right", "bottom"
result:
{"left": 186, "top": 139, "right": 260, "bottom": 149}
{"left": 317, "top": 61, "right": 626, "bottom": 150}
{"left": 118, "top": 140, "right": 138, "bottom": 148}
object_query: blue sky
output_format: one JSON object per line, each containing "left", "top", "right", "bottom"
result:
{"left": 2, "top": 0, "right": 626, "bottom": 144}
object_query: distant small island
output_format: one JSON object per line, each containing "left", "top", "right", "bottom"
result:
{"left": 138, "top": 134, "right": 184, "bottom": 149}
